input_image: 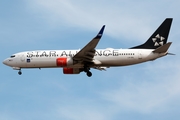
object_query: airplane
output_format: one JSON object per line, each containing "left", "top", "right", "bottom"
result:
{"left": 3, "top": 18, "right": 173, "bottom": 77}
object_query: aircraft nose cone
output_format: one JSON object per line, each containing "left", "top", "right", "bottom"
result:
{"left": 3, "top": 59, "right": 8, "bottom": 65}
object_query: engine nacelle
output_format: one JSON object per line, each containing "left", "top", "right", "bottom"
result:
{"left": 63, "top": 68, "right": 81, "bottom": 74}
{"left": 56, "top": 57, "right": 73, "bottom": 67}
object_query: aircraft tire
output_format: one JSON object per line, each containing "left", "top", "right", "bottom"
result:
{"left": 18, "top": 71, "right": 22, "bottom": 75}
{"left": 87, "top": 71, "right": 92, "bottom": 77}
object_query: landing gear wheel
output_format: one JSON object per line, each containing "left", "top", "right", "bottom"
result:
{"left": 84, "top": 65, "right": 92, "bottom": 77}
{"left": 87, "top": 71, "right": 92, "bottom": 77}
{"left": 18, "top": 71, "right": 22, "bottom": 75}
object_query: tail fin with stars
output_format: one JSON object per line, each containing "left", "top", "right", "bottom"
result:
{"left": 130, "top": 18, "right": 173, "bottom": 49}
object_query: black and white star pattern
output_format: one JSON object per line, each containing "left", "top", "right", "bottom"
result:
{"left": 152, "top": 34, "right": 165, "bottom": 46}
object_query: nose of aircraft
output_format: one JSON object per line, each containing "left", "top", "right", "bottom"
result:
{"left": 3, "top": 59, "right": 8, "bottom": 66}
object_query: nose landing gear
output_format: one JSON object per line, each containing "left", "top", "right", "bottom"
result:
{"left": 18, "top": 70, "right": 22, "bottom": 75}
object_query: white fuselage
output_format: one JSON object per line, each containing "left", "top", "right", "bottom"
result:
{"left": 3, "top": 48, "right": 166, "bottom": 69}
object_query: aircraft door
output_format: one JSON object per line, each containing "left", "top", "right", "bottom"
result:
{"left": 21, "top": 54, "right": 25, "bottom": 61}
{"left": 138, "top": 51, "right": 142, "bottom": 59}
{"left": 20, "top": 54, "right": 26, "bottom": 67}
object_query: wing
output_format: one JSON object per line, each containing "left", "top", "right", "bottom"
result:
{"left": 73, "top": 25, "right": 105, "bottom": 64}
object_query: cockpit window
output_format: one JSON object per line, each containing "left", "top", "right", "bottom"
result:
{"left": 10, "top": 55, "right": 15, "bottom": 58}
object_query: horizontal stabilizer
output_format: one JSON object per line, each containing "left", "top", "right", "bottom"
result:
{"left": 153, "top": 42, "right": 172, "bottom": 53}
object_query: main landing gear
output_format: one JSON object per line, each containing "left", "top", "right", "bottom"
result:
{"left": 18, "top": 69, "right": 22, "bottom": 75}
{"left": 86, "top": 71, "right": 92, "bottom": 77}
{"left": 84, "top": 65, "right": 92, "bottom": 77}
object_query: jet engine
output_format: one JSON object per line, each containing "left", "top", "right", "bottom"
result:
{"left": 56, "top": 57, "right": 73, "bottom": 67}
{"left": 63, "top": 68, "right": 81, "bottom": 74}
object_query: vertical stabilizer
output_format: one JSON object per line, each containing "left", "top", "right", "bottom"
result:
{"left": 131, "top": 18, "right": 173, "bottom": 49}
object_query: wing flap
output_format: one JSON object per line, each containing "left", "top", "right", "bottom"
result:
{"left": 93, "top": 66, "right": 108, "bottom": 71}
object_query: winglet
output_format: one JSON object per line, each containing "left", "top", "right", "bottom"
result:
{"left": 95, "top": 25, "right": 105, "bottom": 39}
{"left": 153, "top": 42, "right": 172, "bottom": 53}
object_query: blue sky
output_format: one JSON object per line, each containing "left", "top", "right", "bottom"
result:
{"left": 0, "top": 0, "right": 180, "bottom": 120}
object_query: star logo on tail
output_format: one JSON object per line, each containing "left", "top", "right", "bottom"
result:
{"left": 152, "top": 34, "right": 165, "bottom": 46}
